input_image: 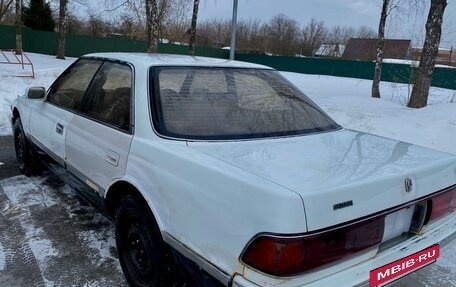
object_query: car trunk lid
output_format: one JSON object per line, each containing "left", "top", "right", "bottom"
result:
{"left": 188, "top": 129, "right": 456, "bottom": 231}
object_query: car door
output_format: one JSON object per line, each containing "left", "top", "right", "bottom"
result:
{"left": 65, "top": 61, "right": 134, "bottom": 197}
{"left": 29, "top": 59, "right": 102, "bottom": 170}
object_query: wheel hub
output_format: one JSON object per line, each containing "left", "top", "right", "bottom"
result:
{"left": 125, "top": 223, "right": 155, "bottom": 280}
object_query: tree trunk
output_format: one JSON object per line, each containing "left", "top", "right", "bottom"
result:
{"left": 408, "top": 0, "right": 447, "bottom": 108}
{"left": 15, "top": 0, "right": 21, "bottom": 54}
{"left": 188, "top": 0, "right": 199, "bottom": 56}
{"left": 57, "top": 0, "right": 67, "bottom": 60}
{"left": 371, "top": 0, "right": 389, "bottom": 99}
{"left": 145, "top": 0, "right": 159, "bottom": 53}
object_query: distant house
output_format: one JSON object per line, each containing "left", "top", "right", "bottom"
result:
{"left": 197, "top": 29, "right": 223, "bottom": 47}
{"left": 315, "top": 44, "right": 346, "bottom": 58}
{"left": 412, "top": 47, "right": 456, "bottom": 66}
{"left": 341, "top": 38, "right": 412, "bottom": 61}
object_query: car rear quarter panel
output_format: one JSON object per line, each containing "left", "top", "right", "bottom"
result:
{"left": 123, "top": 136, "right": 307, "bottom": 276}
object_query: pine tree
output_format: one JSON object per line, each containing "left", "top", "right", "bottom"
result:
{"left": 23, "top": 0, "right": 55, "bottom": 31}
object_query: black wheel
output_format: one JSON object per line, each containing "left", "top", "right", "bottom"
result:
{"left": 13, "top": 118, "right": 40, "bottom": 176}
{"left": 115, "top": 196, "right": 183, "bottom": 287}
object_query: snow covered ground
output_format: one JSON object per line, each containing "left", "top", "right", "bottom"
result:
{"left": 0, "top": 174, "right": 126, "bottom": 286}
{"left": 0, "top": 53, "right": 75, "bottom": 136}
{"left": 0, "top": 53, "right": 455, "bottom": 285}
{"left": 282, "top": 72, "right": 456, "bottom": 155}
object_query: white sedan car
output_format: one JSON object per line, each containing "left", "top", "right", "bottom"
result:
{"left": 10, "top": 53, "right": 456, "bottom": 287}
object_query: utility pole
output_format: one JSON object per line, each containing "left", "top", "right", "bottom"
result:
{"left": 229, "top": 0, "right": 238, "bottom": 60}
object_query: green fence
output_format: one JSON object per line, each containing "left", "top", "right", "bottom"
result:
{"left": 235, "top": 54, "right": 454, "bottom": 88}
{"left": 0, "top": 25, "right": 228, "bottom": 58}
{"left": 1, "top": 24, "right": 456, "bottom": 90}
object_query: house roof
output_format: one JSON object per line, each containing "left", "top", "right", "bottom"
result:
{"left": 342, "top": 38, "right": 412, "bottom": 61}
{"left": 315, "top": 44, "right": 346, "bottom": 57}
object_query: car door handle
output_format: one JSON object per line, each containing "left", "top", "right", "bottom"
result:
{"left": 56, "top": 123, "right": 64, "bottom": 135}
{"left": 106, "top": 150, "right": 119, "bottom": 167}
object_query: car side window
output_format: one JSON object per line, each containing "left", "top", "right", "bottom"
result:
{"left": 49, "top": 59, "right": 102, "bottom": 110}
{"left": 82, "top": 62, "right": 132, "bottom": 131}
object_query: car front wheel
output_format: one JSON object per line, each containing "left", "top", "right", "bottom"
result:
{"left": 13, "top": 118, "right": 40, "bottom": 176}
{"left": 115, "top": 196, "right": 183, "bottom": 287}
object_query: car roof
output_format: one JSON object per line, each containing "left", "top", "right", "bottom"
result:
{"left": 83, "top": 52, "right": 274, "bottom": 70}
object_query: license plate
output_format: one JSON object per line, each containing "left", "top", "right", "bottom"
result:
{"left": 370, "top": 244, "right": 440, "bottom": 287}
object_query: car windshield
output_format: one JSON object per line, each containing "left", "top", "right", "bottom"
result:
{"left": 151, "top": 67, "right": 340, "bottom": 140}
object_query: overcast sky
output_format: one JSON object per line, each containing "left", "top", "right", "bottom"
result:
{"left": 196, "top": 0, "right": 456, "bottom": 48}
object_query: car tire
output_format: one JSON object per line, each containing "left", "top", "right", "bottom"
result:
{"left": 115, "top": 196, "right": 183, "bottom": 287}
{"left": 13, "top": 118, "right": 40, "bottom": 176}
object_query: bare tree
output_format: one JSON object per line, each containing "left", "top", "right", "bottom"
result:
{"left": 163, "top": 0, "right": 191, "bottom": 43}
{"left": 156, "top": 0, "right": 172, "bottom": 41}
{"left": 408, "top": 0, "right": 447, "bottom": 108}
{"left": 57, "top": 0, "right": 68, "bottom": 59}
{"left": 301, "top": 18, "right": 327, "bottom": 56}
{"left": 104, "top": 0, "right": 171, "bottom": 47}
{"left": 327, "top": 25, "right": 356, "bottom": 46}
{"left": 0, "top": 0, "right": 13, "bottom": 22}
{"left": 15, "top": 0, "right": 21, "bottom": 53}
{"left": 117, "top": 14, "right": 145, "bottom": 39}
{"left": 372, "top": 0, "right": 390, "bottom": 99}
{"left": 269, "top": 14, "right": 300, "bottom": 56}
{"left": 87, "top": 14, "right": 106, "bottom": 36}
{"left": 65, "top": 12, "right": 85, "bottom": 34}
{"left": 188, "top": 0, "right": 199, "bottom": 55}
{"left": 356, "top": 25, "right": 376, "bottom": 38}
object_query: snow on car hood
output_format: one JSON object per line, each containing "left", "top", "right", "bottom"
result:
{"left": 188, "top": 129, "right": 456, "bottom": 231}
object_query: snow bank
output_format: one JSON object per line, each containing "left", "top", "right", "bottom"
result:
{"left": 0, "top": 53, "right": 76, "bottom": 135}
{"left": 281, "top": 72, "right": 456, "bottom": 155}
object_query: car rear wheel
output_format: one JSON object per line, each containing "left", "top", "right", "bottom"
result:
{"left": 13, "top": 118, "right": 40, "bottom": 176}
{"left": 115, "top": 196, "right": 184, "bottom": 287}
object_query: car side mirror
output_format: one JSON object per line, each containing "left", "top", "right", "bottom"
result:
{"left": 26, "top": 87, "right": 46, "bottom": 99}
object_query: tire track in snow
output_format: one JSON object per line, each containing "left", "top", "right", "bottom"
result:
{"left": 0, "top": 184, "right": 46, "bottom": 286}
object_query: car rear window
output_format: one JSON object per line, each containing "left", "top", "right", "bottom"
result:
{"left": 151, "top": 67, "right": 340, "bottom": 140}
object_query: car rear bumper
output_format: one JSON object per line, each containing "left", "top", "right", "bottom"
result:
{"left": 232, "top": 213, "right": 456, "bottom": 287}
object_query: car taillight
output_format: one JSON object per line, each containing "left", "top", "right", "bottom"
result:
{"left": 241, "top": 216, "right": 385, "bottom": 276}
{"left": 427, "top": 186, "right": 456, "bottom": 224}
